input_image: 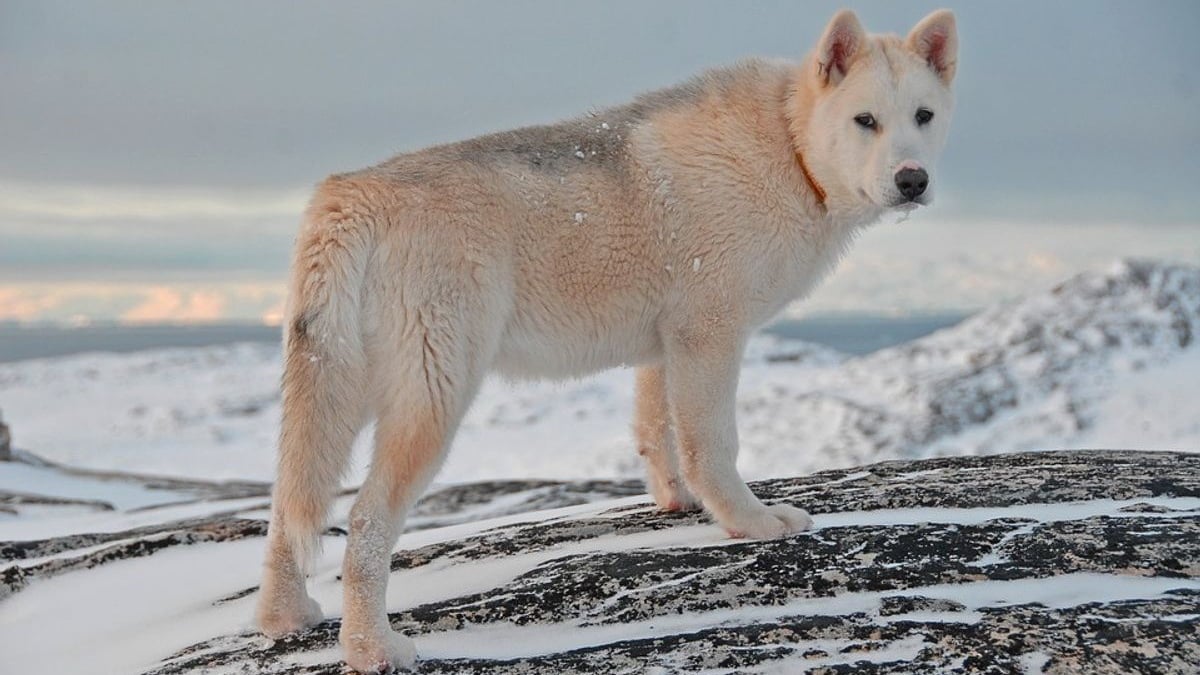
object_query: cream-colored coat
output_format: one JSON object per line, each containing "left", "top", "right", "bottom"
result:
{"left": 257, "top": 10, "right": 958, "bottom": 672}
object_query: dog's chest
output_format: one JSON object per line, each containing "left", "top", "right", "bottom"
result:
{"left": 743, "top": 208, "right": 859, "bottom": 325}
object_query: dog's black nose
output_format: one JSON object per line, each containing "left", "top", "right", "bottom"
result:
{"left": 894, "top": 168, "right": 929, "bottom": 201}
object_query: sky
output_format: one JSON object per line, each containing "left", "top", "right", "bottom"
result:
{"left": 1, "top": 1, "right": 1198, "bottom": 324}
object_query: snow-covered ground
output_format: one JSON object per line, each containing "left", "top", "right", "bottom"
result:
{"left": 2, "top": 449, "right": 1196, "bottom": 674}
{"left": 2, "top": 259, "right": 1199, "bottom": 674}
{"left": 1, "top": 259, "right": 1197, "bottom": 488}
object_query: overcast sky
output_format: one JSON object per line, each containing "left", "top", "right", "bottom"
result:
{"left": 1, "top": 1, "right": 1198, "bottom": 323}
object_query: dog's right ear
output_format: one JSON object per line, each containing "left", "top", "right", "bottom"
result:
{"left": 815, "top": 10, "right": 867, "bottom": 87}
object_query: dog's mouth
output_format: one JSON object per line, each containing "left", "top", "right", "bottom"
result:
{"left": 862, "top": 189, "right": 929, "bottom": 211}
{"left": 892, "top": 201, "right": 919, "bottom": 223}
{"left": 890, "top": 195, "right": 929, "bottom": 209}
{"left": 881, "top": 199, "right": 926, "bottom": 225}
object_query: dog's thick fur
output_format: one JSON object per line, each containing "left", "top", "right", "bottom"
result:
{"left": 257, "top": 10, "right": 957, "bottom": 672}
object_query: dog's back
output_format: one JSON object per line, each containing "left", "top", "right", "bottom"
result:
{"left": 293, "top": 59, "right": 815, "bottom": 381}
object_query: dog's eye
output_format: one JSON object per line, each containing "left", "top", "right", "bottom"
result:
{"left": 915, "top": 108, "right": 934, "bottom": 126}
{"left": 854, "top": 113, "right": 877, "bottom": 130}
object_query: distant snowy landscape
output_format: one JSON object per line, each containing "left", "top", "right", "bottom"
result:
{"left": 2, "top": 259, "right": 1200, "bottom": 674}
{"left": 1, "top": 258, "right": 1197, "bottom": 487}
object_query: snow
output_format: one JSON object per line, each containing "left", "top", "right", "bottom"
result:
{"left": 816, "top": 496, "right": 1200, "bottom": 531}
{"left": 0, "top": 537, "right": 276, "bottom": 674}
{"left": 1, "top": 260, "right": 1198, "bottom": 672}
{"left": 0, "top": 343, "right": 283, "bottom": 481}
{"left": 0, "top": 460, "right": 188, "bottom": 511}
{"left": 1, "top": 494, "right": 269, "bottom": 544}
{"left": 1075, "top": 347, "right": 1200, "bottom": 449}
{"left": 1018, "top": 651, "right": 1052, "bottom": 675}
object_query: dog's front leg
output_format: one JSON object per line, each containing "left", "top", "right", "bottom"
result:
{"left": 665, "top": 330, "right": 812, "bottom": 539}
{"left": 634, "top": 365, "right": 701, "bottom": 512}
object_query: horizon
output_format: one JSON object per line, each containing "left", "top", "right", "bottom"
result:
{"left": 0, "top": 309, "right": 972, "bottom": 364}
{"left": 0, "top": 305, "right": 977, "bottom": 330}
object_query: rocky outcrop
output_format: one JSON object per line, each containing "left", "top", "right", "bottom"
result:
{"left": 0, "top": 412, "right": 10, "bottom": 460}
{"left": 0, "top": 454, "right": 641, "bottom": 601}
{"left": 4, "top": 450, "right": 1196, "bottom": 674}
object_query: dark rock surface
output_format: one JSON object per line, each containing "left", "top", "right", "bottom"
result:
{"left": 0, "top": 414, "right": 10, "bottom": 460}
{"left": 88, "top": 449, "right": 1199, "bottom": 675}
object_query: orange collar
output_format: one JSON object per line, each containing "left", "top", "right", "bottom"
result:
{"left": 794, "top": 149, "right": 827, "bottom": 207}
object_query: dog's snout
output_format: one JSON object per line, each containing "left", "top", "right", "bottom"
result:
{"left": 894, "top": 168, "right": 929, "bottom": 201}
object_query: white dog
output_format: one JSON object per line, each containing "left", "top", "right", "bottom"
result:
{"left": 256, "top": 9, "right": 957, "bottom": 672}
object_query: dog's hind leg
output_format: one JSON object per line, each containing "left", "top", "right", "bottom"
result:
{"left": 338, "top": 297, "right": 498, "bottom": 674}
{"left": 258, "top": 327, "right": 368, "bottom": 637}
{"left": 257, "top": 200, "right": 373, "bottom": 638}
{"left": 633, "top": 366, "right": 700, "bottom": 511}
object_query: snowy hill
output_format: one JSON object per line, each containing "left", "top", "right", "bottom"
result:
{"left": 0, "top": 259, "right": 1197, "bottom": 485}
{"left": 1, "top": 449, "right": 1197, "bottom": 673}
{"left": 735, "top": 258, "right": 1200, "bottom": 473}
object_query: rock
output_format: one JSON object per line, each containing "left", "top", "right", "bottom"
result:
{"left": 0, "top": 413, "right": 10, "bottom": 460}
{"left": 6, "top": 450, "right": 1193, "bottom": 674}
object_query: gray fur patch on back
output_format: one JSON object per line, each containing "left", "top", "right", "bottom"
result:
{"left": 372, "top": 59, "right": 778, "bottom": 180}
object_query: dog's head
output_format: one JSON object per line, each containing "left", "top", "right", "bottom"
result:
{"left": 794, "top": 10, "right": 957, "bottom": 214}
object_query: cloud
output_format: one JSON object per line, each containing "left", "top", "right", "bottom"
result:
{"left": 120, "top": 288, "right": 227, "bottom": 323}
{"left": 0, "top": 181, "right": 308, "bottom": 223}
{"left": 0, "top": 288, "right": 64, "bottom": 322}
{"left": 260, "top": 298, "right": 286, "bottom": 326}
{"left": 0, "top": 182, "right": 299, "bottom": 282}
{"left": 0, "top": 281, "right": 286, "bottom": 325}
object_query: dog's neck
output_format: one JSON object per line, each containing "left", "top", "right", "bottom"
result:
{"left": 782, "top": 63, "right": 888, "bottom": 229}
{"left": 781, "top": 69, "right": 828, "bottom": 211}
{"left": 793, "top": 148, "right": 826, "bottom": 207}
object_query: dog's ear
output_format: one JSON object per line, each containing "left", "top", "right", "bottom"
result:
{"left": 906, "top": 9, "right": 957, "bottom": 85}
{"left": 815, "top": 10, "right": 867, "bottom": 87}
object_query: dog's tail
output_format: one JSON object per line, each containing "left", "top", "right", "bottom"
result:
{"left": 271, "top": 179, "right": 375, "bottom": 572}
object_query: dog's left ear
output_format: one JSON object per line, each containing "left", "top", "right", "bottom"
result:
{"left": 906, "top": 9, "right": 957, "bottom": 85}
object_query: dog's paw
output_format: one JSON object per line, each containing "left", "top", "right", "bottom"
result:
{"left": 257, "top": 593, "right": 324, "bottom": 638}
{"left": 341, "top": 626, "right": 417, "bottom": 674}
{"left": 723, "top": 503, "right": 813, "bottom": 539}
{"left": 647, "top": 475, "right": 702, "bottom": 512}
